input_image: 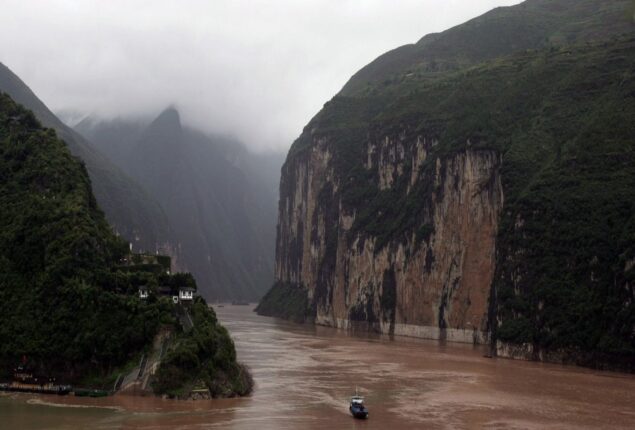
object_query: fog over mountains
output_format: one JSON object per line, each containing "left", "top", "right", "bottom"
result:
{"left": 0, "top": 62, "right": 282, "bottom": 300}
{"left": 0, "top": 0, "right": 522, "bottom": 152}
{"left": 0, "top": 0, "right": 529, "bottom": 301}
{"left": 75, "top": 108, "right": 283, "bottom": 300}
{"left": 0, "top": 62, "right": 173, "bottom": 255}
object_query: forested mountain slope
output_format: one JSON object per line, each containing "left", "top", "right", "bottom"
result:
{"left": 0, "top": 92, "right": 250, "bottom": 396}
{"left": 0, "top": 63, "right": 174, "bottom": 256}
{"left": 0, "top": 91, "right": 166, "bottom": 378}
{"left": 341, "top": 0, "right": 634, "bottom": 95}
{"left": 259, "top": 0, "right": 635, "bottom": 370}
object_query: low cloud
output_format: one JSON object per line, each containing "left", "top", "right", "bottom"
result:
{"left": 0, "top": 0, "right": 521, "bottom": 151}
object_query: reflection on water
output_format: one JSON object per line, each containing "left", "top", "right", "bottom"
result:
{"left": 1, "top": 305, "right": 634, "bottom": 429}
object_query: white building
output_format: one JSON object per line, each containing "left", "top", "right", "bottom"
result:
{"left": 179, "top": 287, "right": 195, "bottom": 301}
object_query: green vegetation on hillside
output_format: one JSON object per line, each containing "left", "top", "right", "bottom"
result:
{"left": 356, "top": 38, "right": 635, "bottom": 369}
{"left": 275, "top": 0, "right": 635, "bottom": 369}
{"left": 0, "top": 62, "right": 173, "bottom": 256}
{"left": 153, "top": 298, "right": 253, "bottom": 398}
{"left": 341, "top": 0, "right": 634, "bottom": 95}
{"left": 0, "top": 92, "right": 251, "bottom": 391}
{"left": 0, "top": 92, "right": 150, "bottom": 378}
{"left": 255, "top": 281, "right": 310, "bottom": 323}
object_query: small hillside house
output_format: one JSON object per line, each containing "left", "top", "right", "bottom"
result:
{"left": 139, "top": 286, "right": 149, "bottom": 299}
{"left": 179, "top": 287, "right": 195, "bottom": 301}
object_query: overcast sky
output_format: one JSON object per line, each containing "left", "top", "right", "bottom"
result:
{"left": 0, "top": 0, "right": 521, "bottom": 152}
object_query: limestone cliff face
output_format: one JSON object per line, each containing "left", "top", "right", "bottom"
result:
{"left": 275, "top": 132, "right": 503, "bottom": 343}
{"left": 261, "top": 21, "right": 635, "bottom": 370}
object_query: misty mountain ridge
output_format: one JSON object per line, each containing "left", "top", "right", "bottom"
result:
{"left": 0, "top": 62, "right": 174, "bottom": 256}
{"left": 76, "top": 106, "right": 284, "bottom": 301}
{"left": 1, "top": 60, "right": 282, "bottom": 300}
{"left": 74, "top": 107, "right": 282, "bottom": 195}
{"left": 341, "top": 0, "right": 634, "bottom": 95}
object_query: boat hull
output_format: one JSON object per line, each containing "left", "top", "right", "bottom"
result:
{"left": 350, "top": 406, "right": 369, "bottom": 419}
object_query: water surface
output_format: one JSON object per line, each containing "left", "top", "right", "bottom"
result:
{"left": 2, "top": 305, "right": 634, "bottom": 429}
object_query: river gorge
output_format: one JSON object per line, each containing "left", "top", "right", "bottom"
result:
{"left": 1, "top": 305, "right": 634, "bottom": 429}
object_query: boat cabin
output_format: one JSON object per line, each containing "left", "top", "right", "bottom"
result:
{"left": 351, "top": 396, "right": 364, "bottom": 406}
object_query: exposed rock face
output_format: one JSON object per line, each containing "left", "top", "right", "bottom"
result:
{"left": 275, "top": 133, "right": 502, "bottom": 343}
{"left": 261, "top": 2, "right": 635, "bottom": 372}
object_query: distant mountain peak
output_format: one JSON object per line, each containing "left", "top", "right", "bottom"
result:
{"left": 143, "top": 106, "right": 183, "bottom": 145}
{"left": 152, "top": 106, "right": 181, "bottom": 129}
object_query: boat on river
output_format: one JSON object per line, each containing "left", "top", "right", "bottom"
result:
{"left": 349, "top": 395, "right": 369, "bottom": 419}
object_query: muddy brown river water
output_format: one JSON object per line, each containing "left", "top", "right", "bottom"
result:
{"left": 1, "top": 305, "right": 634, "bottom": 429}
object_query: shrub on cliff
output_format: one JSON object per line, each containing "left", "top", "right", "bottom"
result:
{"left": 153, "top": 298, "right": 253, "bottom": 398}
{"left": 255, "top": 281, "right": 310, "bottom": 323}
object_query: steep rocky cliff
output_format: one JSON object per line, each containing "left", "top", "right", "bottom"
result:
{"left": 273, "top": 138, "right": 502, "bottom": 343}
{"left": 259, "top": 0, "right": 635, "bottom": 370}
